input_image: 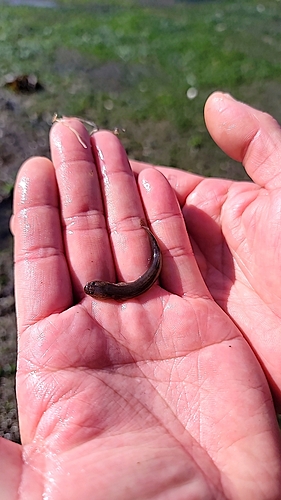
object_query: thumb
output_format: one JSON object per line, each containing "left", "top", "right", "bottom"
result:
{"left": 204, "top": 91, "right": 281, "bottom": 189}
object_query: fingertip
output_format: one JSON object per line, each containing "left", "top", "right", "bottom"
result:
{"left": 139, "top": 166, "right": 168, "bottom": 195}
{"left": 90, "top": 129, "right": 130, "bottom": 173}
{"left": 204, "top": 91, "right": 257, "bottom": 163}
{"left": 14, "top": 156, "right": 54, "bottom": 195}
{"left": 18, "top": 155, "right": 52, "bottom": 170}
{"left": 50, "top": 117, "right": 92, "bottom": 161}
{"left": 138, "top": 167, "right": 180, "bottom": 225}
{"left": 205, "top": 90, "right": 236, "bottom": 106}
{"left": 204, "top": 91, "right": 237, "bottom": 125}
{"left": 15, "top": 156, "right": 54, "bottom": 186}
{"left": 91, "top": 129, "right": 135, "bottom": 196}
{"left": 14, "top": 156, "right": 57, "bottom": 212}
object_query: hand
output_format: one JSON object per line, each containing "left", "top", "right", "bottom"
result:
{"left": 3, "top": 118, "right": 281, "bottom": 499}
{"left": 132, "top": 92, "right": 281, "bottom": 410}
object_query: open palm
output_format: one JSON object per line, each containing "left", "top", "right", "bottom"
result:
{"left": 5, "top": 117, "right": 280, "bottom": 499}
{"left": 132, "top": 92, "right": 281, "bottom": 409}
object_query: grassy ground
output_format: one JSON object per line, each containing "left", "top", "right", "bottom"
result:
{"left": 0, "top": 0, "right": 281, "bottom": 441}
{"left": 1, "top": 0, "right": 281, "bottom": 181}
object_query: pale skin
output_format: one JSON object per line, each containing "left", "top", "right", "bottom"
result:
{"left": 0, "top": 92, "right": 280, "bottom": 499}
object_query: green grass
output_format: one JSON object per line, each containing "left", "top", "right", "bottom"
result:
{"left": 0, "top": 0, "right": 281, "bottom": 175}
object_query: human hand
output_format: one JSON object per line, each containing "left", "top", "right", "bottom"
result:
{"left": 131, "top": 92, "right": 281, "bottom": 410}
{"left": 4, "top": 118, "right": 281, "bottom": 499}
